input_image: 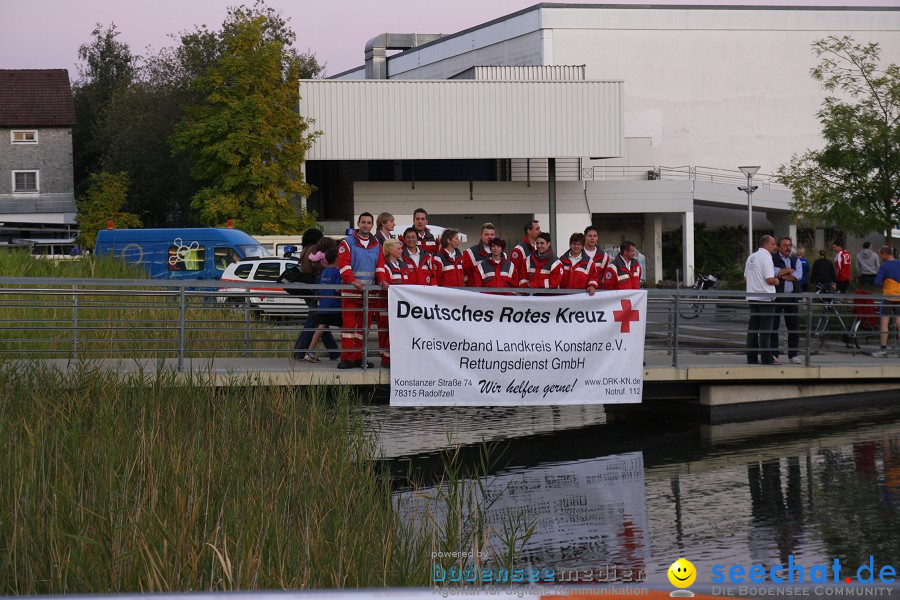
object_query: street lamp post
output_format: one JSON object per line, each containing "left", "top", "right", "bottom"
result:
{"left": 739, "top": 166, "right": 760, "bottom": 254}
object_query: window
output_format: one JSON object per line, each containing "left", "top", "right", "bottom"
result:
{"left": 11, "top": 130, "right": 38, "bottom": 144}
{"left": 214, "top": 247, "right": 240, "bottom": 270}
{"left": 12, "top": 170, "right": 38, "bottom": 192}
{"left": 167, "top": 245, "right": 206, "bottom": 271}
{"left": 254, "top": 262, "right": 284, "bottom": 281}
{"left": 233, "top": 264, "right": 253, "bottom": 279}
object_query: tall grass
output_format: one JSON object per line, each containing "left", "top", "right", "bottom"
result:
{"left": 0, "top": 361, "right": 533, "bottom": 592}
{"left": 0, "top": 250, "right": 150, "bottom": 279}
{"left": 0, "top": 361, "right": 432, "bottom": 592}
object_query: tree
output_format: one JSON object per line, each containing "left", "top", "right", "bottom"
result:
{"left": 72, "top": 24, "right": 138, "bottom": 194}
{"left": 777, "top": 36, "right": 900, "bottom": 244}
{"left": 76, "top": 172, "right": 142, "bottom": 249}
{"left": 170, "top": 9, "right": 321, "bottom": 234}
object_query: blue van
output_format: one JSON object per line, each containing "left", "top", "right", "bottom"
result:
{"left": 94, "top": 228, "right": 270, "bottom": 280}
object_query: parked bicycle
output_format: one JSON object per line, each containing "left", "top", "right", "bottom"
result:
{"left": 810, "top": 285, "right": 867, "bottom": 353}
{"left": 678, "top": 274, "right": 718, "bottom": 319}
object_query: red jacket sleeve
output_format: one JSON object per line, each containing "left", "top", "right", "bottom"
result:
{"left": 337, "top": 239, "right": 355, "bottom": 284}
{"left": 549, "top": 260, "right": 564, "bottom": 289}
{"left": 587, "top": 261, "right": 599, "bottom": 289}
{"left": 374, "top": 248, "right": 387, "bottom": 284}
{"left": 601, "top": 265, "right": 618, "bottom": 290}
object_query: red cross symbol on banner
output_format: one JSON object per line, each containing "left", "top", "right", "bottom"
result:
{"left": 613, "top": 299, "right": 640, "bottom": 333}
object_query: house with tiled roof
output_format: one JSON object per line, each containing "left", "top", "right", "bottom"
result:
{"left": 0, "top": 69, "right": 77, "bottom": 246}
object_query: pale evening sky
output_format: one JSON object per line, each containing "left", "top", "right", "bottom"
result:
{"left": 2, "top": 0, "right": 899, "bottom": 80}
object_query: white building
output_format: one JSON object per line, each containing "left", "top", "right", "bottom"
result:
{"left": 300, "top": 4, "right": 900, "bottom": 283}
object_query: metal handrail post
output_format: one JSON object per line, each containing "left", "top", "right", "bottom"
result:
{"left": 362, "top": 288, "right": 369, "bottom": 370}
{"left": 672, "top": 292, "right": 680, "bottom": 368}
{"left": 178, "top": 286, "right": 186, "bottom": 371}
{"left": 72, "top": 284, "right": 78, "bottom": 359}
{"left": 805, "top": 294, "right": 813, "bottom": 366}
{"left": 244, "top": 296, "right": 251, "bottom": 357}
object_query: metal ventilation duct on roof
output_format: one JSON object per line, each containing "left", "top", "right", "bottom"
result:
{"left": 364, "top": 33, "right": 443, "bottom": 79}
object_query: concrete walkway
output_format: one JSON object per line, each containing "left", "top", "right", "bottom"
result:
{"left": 29, "top": 349, "right": 900, "bottom": 388}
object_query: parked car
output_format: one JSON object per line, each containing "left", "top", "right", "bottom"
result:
{"left": 218, "top": 257, "right": 310, "bottom": 315}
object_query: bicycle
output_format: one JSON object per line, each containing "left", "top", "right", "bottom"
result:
{"left": 809, "top": 285, "right": 866, "bottom": 353}
{"left": 677, "top": 274, "right": 718, "bottom": 319}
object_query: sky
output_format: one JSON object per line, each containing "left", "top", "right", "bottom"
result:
{"left": 3, "top": 0, "right": 900, "bottom": 80}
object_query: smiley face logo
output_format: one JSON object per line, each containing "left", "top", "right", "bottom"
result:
{"left": 668, "top": 558, "right": 697, "bottom": 588}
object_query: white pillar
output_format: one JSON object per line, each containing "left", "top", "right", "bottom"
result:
{"left": 769, "top": 213, "right": 797, "bottom": 245}
{"left": 682, "top": 211, "right": 695, "bottom": 286}
{"left": 299, "top": 162, "right": 308, "bottom": 212}
{"left": 643, "top": 214, "right": 663, "bottom": 284}
{"left": 814, "top": 228, "right": 826, "bottom": 254}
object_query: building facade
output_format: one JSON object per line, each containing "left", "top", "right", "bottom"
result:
{"left": 0, "top": 69, "right": 77, "bottom": 248}
{"left": 302, "top": 4, "right": 900, "bottom": 282}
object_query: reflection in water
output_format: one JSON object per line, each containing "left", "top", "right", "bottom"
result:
{"left": 383, "top": 404, "right": 900, "bottom": 585}
{"left": 396, "top": 453, "right": 649, "bottom": 580}
{"left": 365, "top": 404, "right": 606, "bottom": 459}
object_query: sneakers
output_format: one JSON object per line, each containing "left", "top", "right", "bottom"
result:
{"left": 790, "top": 356, "right": 802, "bottom": 364}
{"left": 303, "top": 353, "right": 319, "bottom": 363}
{"left": 872, "top": 349, "right": 889, "bottom": 358}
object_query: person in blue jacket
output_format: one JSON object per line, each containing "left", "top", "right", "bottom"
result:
{"left": 797, "top": 247, "right": 810, "bottom": 292}
{"left": 304, "top": 248, "right": 342, "bottom": 362}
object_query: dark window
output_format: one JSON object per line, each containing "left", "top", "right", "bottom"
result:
{"left": 13, "top": 171, "right": 38, "bottom": 192}
{"left": 233, "top": 264, "right": 253, "bottom": 279}
{"left": 254, "top": 262, "right": 283, "bottom": 281}
{"left": 214, "top": 247, "right": 240, "bottom": 270}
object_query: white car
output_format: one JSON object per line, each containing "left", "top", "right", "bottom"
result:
{"left": 218, "top": 257, "right": 310, "bottom": 315}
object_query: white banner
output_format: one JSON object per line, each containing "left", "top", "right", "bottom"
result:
{"left": 387, "top": 286, "right": 646, "bottom": 406}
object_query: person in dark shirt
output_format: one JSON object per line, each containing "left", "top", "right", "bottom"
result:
{"left": 810, "top": 249, "right": 836, "bottom": 291}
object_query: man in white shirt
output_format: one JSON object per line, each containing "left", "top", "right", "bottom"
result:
{"left": 745, "top": 235, "right": 783, "bottom": 365}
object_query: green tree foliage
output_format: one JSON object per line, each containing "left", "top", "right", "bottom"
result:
{"left": 171, "top": 11, "right": 320, "bottom": 234}
{"left": 72, "top": 24, "right": 137, "bottom": 194}
{"left": 76, "top": 172, "right": 142, "bottom": 249}
{"left": 665, "top": 223, "right": 747, "bottom": 287}
{"left": 777, "top": 36, "right": 900, "bottom": 243}
{"left": 69, "top": 1, "right": 324, "bottom": 229}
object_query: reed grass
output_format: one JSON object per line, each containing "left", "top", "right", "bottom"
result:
{"left": 0, "top": 361, "right": 432, "bottom": 592}
{"left": 0, "top": 361, "right": 532, "bottom": 592}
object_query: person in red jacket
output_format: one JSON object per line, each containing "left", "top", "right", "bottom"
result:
{"left": 601, "top": 240, "right": 642, "bottom": 290}
{"left": 833, "top": 240, "right": 852, "bottom": 293}
{"left": 462, "top": 222, "right": 497, "bottom": 283}
{"left": 336, "top": 212, "right": 389, "bottom": 369}
{"left": 376, "top": 239, "right": 411, "bottom": 368}
{"left": 434, "top": 228, "right": 467, "bottom": 287}
{"left": 521, "top": 232, "right": 564, "bottom": 289}
{"left": 412, "top": 207, "right": 439, "bottom": 254}
{"left": 474, "top": 238, "right": 518, "bottom": 289}
{"left": 510, "top": 220, "right": 540, "bottom": 283}
{"left": 584, "top": 225, "right": 610, "bottom": 276}
{"left": 560, "top": 232, "right": 598, "bottom": 295}
{"left": 400, "top": 227, "right": 437, "bottom": 285}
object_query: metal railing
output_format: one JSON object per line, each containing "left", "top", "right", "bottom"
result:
{"left": 0, "top": 277, "right": 893, "bottom": 370}
{"left": 582, "top": 165, "right": 790, "bottom": 190}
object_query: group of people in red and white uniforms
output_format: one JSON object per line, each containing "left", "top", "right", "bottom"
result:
{"left": 336, "top": 208, "right": 642, "bottom": 369}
